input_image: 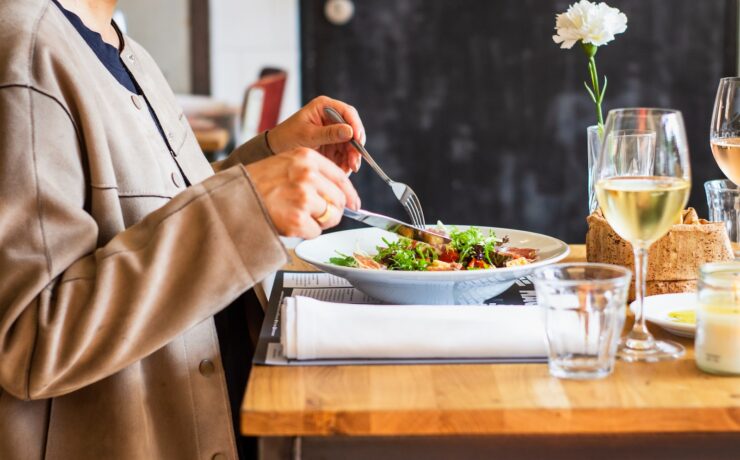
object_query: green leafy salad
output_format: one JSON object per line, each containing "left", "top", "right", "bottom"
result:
{"left": 329, "top": 226, "right": 536, "bottom": 271}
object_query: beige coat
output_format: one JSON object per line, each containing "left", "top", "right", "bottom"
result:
{"left": 0, "top": 0, "right": 289, "bottom": 458}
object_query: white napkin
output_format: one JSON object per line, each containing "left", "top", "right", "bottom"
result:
{"left": 281, "top": 296, "right": 547, "bottom": 360}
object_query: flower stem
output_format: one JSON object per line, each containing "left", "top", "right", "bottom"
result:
{"left": 588, "top": 56, "right": 604, "bottom": 131}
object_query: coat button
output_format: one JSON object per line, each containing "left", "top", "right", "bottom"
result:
{"left": 171, "top": 172, "right": 183, "bottom": 188}
{"left": 131, "top": 95, "right": 143, "bottom": 110}
{"left": 127, "top": 53, "right": 135, "bottom": 62}
{"left": 212, "top": 454, "right": 226, "bottom": 460}
{"left": 199, "top": 359, "right": 215, "bottom": 376}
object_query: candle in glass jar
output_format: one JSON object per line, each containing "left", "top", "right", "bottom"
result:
{"left": 695, "top": 301, "right": 740, "bottom": 374}
{"left": 696, "top": 263, "right": 740, "bottom": 376}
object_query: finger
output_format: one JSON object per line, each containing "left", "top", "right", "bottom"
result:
{"left": 312, "top": 174, "right": 348, "bottom": 212}
{"left": 311, "top": 154, "right": 361, "bottom": 210}
{"left": 337, "top": 149, "right": 360, "bottom": 174}
{"left": 295, "top": 213, "right": 323, "bottom": 239}
{"left": 310, "top": 123, "right": 353, "bottom": 146}
{"left": 348, "top": 150, "right": 362, "bottom": 173}
{"left": 318, "top": 97, "right": 366, "bottom": 146}
{"left": 306, "top": 189, "right": 342, "bottom": 229}
{"left": 282, "top": 188, "right": 323, "bottom": 237}
{"left": 335, "top": 149, "right": 355, "bottom": 174}
{"left": 314, "top": 203, "right": 342, "bottom": 230}
{"left": 318, "top": 146, "right": 352, "bottom": 174}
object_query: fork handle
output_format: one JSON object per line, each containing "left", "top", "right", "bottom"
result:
{"left": 323, "top": 107, "right": 392, "bottom": 184}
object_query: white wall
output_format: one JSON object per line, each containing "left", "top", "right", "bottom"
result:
{"left": 114, "top": 0, "right": 301, "bottom": 115}
{"left": 117, "top": 0, "right": 192, "bottom": 94}
{"left": 210, "top": 0, "right": 301, "bottom": 120}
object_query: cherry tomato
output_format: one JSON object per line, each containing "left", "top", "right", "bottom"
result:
{"left": 439, "top": 247, "right": 459, "bottom": 263}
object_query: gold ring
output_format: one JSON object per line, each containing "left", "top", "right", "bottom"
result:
{"left": 315, "top": 199, "right": 334, "bottom": 224}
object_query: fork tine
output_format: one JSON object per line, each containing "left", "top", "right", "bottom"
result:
{"left": 406, "top": 202, "right": 421, "bottom": 228}
{"left": 406, "top": 198, "right": 422, "bottom": 228}
{"left": 414, "top": 208, "right": 424, "bottom": 228}
{"left": 397, "top": 188, "right": 418, "bottom": 226}
{"left": 403, "top": 190, "right": 424, "bottom": 228}
{"left": 409, "top": 193, "right": 425, "bottom": 227}
{"left": 404, "top": 193, "right": 424, "bottom": 229}
{"left": 414, "top": 204, "right": 424, "bottom": 228}
{"left": 401, "top": 201, "right": 418, "bottom": 227}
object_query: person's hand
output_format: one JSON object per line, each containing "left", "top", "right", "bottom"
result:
{"left": 245, "top": 148, "right": 361, "bottom": 239}
{"left": 266, "top": 96, "right": 366, "bottom": 174}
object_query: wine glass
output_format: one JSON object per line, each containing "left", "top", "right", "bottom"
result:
{"left": 711, "top": 77, "right": 740, "bottom": 185}
{"left": 595, "top": 108, "right": 691, "bottom": 362}
{"left": 710, "top": 78, "right": 740, "bottom": 250}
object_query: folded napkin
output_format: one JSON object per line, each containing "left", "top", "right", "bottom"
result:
{"left": 281, "top": 296, "right": 547, "bottom": 360}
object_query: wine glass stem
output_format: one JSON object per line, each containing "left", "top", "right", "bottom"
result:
{"left": 626, "top": 246, "right": 655, "bottom": 348}
{"left": 735, "top": 196, "right": 740, "bottom": 250}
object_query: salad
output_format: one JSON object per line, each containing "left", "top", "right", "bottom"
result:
{"left": 329, "top": 225, "right": 536, "bottom": 271}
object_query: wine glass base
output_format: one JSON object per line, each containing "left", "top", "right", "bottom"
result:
{"left": 617, "top": 339, "right": 685, "bottom": 362}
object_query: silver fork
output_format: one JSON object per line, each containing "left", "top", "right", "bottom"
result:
{"left": 323, "top": 107, "right": 426, "bottom": 228}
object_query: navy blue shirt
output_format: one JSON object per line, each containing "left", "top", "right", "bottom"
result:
{"left": 52, "top": 0, "right": 169, "bottom": 145}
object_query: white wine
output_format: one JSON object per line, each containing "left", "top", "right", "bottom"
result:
{"left": 595, "top": 176, "right": 691, "bottom": 247}
{"left": 711, "top": 137, "right": 740, "bottom": 185}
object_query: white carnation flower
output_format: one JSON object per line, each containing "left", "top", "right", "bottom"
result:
{"left": 553, "top": 0, "right": 627, "bottom": 49}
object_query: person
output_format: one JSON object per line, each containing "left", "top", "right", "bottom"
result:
{"left": 0, "top": 0, "right": 365, "bottom": 458}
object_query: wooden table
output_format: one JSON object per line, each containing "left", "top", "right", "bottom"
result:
{"left": 241, "top": 245, "right": 740, "bottom": 459}
{"left": 192, "top": 125, "right": 230, "bottom": 153}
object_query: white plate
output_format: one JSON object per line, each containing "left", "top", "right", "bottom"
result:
{"left": 295, "top": 226, "right": 569, "bottom": 304}
{"left": 630, "top": 293, "right": 697, "bottom": 338}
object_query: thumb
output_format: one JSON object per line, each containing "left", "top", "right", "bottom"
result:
{"left": 314, "top": 123, "right": 353, "bottom": 145}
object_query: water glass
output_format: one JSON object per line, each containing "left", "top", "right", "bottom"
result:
{"left": 533, "top": 263, "right": 632, "bottom": 380}
{"left": 587, "top": 126, "right": 658, "bottom": 215}
{"left": 606, "top": 129, "right": 656, "bottom": 177}
{"left": 705, "top": 179, "right": 740, "bottom": 253}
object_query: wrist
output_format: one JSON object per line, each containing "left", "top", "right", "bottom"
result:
{"left": 264, "top": 130, "right": 276, "bottom": 154}
{"left": 264, "top": 126, "right": 287, "bottom": 153}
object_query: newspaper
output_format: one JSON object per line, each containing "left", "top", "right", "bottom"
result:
{"left": 253, "top": 271, "right": 546, "bottom": 366}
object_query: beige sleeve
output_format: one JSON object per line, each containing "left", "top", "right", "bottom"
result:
{"left": 212, "top": 131, "right": 274, "bottom": 172}
{"left": 0, "top": 87, "right": 288, "bottom": 400}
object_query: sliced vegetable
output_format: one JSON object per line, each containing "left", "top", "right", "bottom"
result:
{"left": 373, "top": 237, "right": 437, "bottom": 271}
{"left": 329, "top": 251, "right": 358, "bottom": 268}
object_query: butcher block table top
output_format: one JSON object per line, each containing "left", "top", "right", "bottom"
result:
{"left": 241, "top": 245, "right": 740, "bottom": 436}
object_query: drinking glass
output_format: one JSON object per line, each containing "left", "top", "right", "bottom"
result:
{"left": 595, "top": 108, "right": 692, "bottom": 362}
{"left": 534, "top": 263, "right": 632, "bottom": 379}
{"left": 705, "top": 179, "right": 740, "bottom": 255}
{"left": 710, "top": 77, "right": 740, "bottom": 185}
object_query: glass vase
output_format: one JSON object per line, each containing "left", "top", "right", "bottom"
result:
{"left": 587, "top": 125, "right": 603, "bottom": 214}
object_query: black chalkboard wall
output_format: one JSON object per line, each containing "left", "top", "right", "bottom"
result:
{"left": 301, "top": 0, "right": 737, "bottom": 242}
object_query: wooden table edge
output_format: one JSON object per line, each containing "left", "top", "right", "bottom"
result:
{"left": 241, "top": 407, "right": 740, "bottom": 436}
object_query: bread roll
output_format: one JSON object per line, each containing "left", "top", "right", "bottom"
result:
{"left": 586, "top": 208, "right": 733, "bottom": 299}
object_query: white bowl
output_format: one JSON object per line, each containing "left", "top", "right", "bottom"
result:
{"left": 295, "top": 226, "right": 570, "bottom": 304}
